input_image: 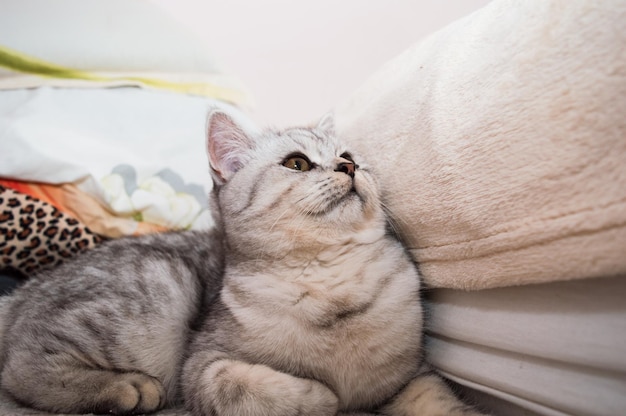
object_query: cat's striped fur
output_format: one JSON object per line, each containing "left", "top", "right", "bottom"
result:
{"left": 181, "top": 111, "right": 485, "bottom": 415}
{"left": 0, "top": 110, "right": 485, "bottom": 416}
{"left": 0, "top": 230, "right": 223, "bottom": 414}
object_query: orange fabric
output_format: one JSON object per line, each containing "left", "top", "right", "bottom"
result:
{"left": 0, "top": 179, "right": 81, "bottom": 219}
{"left": 0, "top": 179, "right": 168, "bottom": 238}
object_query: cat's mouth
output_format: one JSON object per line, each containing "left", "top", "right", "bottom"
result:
{"left": 340, "top": 187, "right": 362, "bottom": 204}
{"left": 299, "top": 173, "right": 371, "bottom": 218}
{"left": 317, "top": 182, "right": 364, "bottom": 216}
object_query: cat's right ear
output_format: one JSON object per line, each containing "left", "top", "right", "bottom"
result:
{"left": 206, "top": 109, "right": 255, "bottom": 187}
{"left": 316, "top": 112, "right": 335, "bottom": 136}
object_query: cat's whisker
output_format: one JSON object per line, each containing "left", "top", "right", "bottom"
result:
{"left": 380, "top": 201, "right": 412, "bottom": 242}
{"left": 268, "top": 204, "right": 299, "bottom": 234}
{"left": 254, "top": 202, "right": 308, "bottom": 260}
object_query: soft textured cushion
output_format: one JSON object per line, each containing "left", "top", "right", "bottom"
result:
{"left": 335, "top": 0, "right": 626, "bottom": 290}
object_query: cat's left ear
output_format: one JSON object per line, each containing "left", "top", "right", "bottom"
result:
{"left": 206, "top": 109, "right": 256, "bottom": 187}
{"left": 316, "top": 112, "right": 335, "bottom": 136}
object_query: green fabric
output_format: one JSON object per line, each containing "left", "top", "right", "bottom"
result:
{"left": 0, "top": 44, "right": 247, "bottom": 104}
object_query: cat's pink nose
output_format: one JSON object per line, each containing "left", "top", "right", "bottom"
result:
{"left": 335, "top": 161, "right": 355, "bottom": 178}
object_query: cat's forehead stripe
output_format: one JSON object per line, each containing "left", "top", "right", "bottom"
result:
{"left": 283, "top": 127, "right": 325, "bottom": 142}
{"left": 280, "top": 128, "right": 343, "bottom": 156}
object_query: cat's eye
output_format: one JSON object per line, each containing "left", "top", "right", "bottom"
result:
{"left": 282, "top": 154, "right": 312, "bottom": 171}
{"left": 340, "top": 152, "right": 354, "bottom": 162}
{"left": 340, "top": 152, "right": 359, "bottom": 168}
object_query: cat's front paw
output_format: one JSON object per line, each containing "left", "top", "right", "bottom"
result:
{"left": 97, "top": 372, "right": 166, "bottom": 414}
{"left": 295, "top": 378, "right": 339, "bottom": 416}
{"left": 382, "top": 373, "right": 488, "bottom": 416}
{"left": 205, "top": 359, "right": 338, "bottom": 416}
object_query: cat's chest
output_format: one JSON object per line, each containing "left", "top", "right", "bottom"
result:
{"left": 222, "top": 251, "right": 422, "bottom": 408}
{"left": 225, "top": 253, "right": 416, "bottom": 331}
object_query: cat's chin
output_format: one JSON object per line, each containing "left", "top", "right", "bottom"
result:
{"left": 317, "top": 187, "right": 380, "bottom": 229}
{"left": 321, "top": 189, "right": 363, "bottom": 216}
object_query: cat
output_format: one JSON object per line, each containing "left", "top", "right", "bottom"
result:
{"left": 0, "top": 109, "right": 485, "bottom": 416}
{"left": 181, "top": 111, "right": 485, "bottom": 416}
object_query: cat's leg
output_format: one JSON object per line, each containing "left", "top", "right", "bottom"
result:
{"left": 380, "top": 368, "right": 488, "bottom": 416}
{"left": 1, "top": 363, "right": 165, "bottom": 415}
{"left": 183, "top": 351, "right": 338, "bottom": 416}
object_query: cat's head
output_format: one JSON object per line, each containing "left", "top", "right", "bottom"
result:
{"left": 206, "top": 109, "right": 386, "bottom": 257}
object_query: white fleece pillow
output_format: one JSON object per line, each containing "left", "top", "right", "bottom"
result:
{"left": 335, "top": 0, "right": 626, "bottom": 290}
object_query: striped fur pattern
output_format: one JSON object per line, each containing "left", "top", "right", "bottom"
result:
{"left": 0, "top": 110, "right": 485, "bottom": 416}
{"left": 0, "top": 230, "right": 224, "bottom": 414}
{"left": 181, "top": 111, "right": 486, "bottom": 415}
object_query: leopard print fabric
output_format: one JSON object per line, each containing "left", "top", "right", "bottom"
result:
{"left": 0, "top": 186, "right": 102, "bottom": 276}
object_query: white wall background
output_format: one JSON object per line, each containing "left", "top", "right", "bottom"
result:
{"left": 151, "top": 0, "right": 491, "bottom": 126}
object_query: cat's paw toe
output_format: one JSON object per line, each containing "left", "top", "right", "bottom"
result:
{"left": 300, "top": 380, "right": 338, "bottom": 416}
{"left": 108, "top": 373, "right": 166, "bottom": 414}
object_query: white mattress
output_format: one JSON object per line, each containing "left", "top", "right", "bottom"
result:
{"left": 425, "top": 275, "right": 626, "bottom": 415}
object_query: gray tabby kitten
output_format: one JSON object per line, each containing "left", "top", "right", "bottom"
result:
{"left": 0, "top": 110, "right": 484, "bottom": 416}
{"left": 181, "top": 111, "right": 484, "bottom": 416}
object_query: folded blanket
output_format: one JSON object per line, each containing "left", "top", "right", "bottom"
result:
{"left": 335, "top": 0, "right": 626, "bottom": 290}
{"left": 0, "top": 0, "right": 251, "bottom": 106}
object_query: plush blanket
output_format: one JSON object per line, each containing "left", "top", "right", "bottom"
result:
{"left": 335, "top": 0, "right": 626, "bottom": 290}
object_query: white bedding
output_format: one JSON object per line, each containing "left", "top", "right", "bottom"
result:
{"left": 426, "top": 276, "right": 626, "bottom": 415}
{"left": 0, "top": 87, "right": 256, "bottom": 236}
{"left": 0, "top": 0, "right": 256, "bottom": 237}
{"left": 0, "top": 0, "right": 251, "bottom": 105}
{"left": 332, "top": 1, "right": 626, "bottom": 413}
{"left": 335, "top": 0, "right": 626, "bottom": 290}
